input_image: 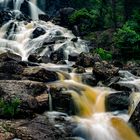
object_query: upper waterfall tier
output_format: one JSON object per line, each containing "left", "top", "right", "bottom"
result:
{"left": 0, "top": 17, "right": 89, "bottom": 61}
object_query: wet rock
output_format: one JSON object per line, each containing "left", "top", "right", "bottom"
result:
{"left": 0, "top": 80, "right": 48, "bottom": 118}
{"left": 104, "top": 76, "right": 120, "bottom": 87}
{"left": 73, "top": 66, "right": 85, "bottom": 74}
{"left": 22, "top": 67, "right": 58, "bottom": 82}
{"left": 0, "top": 61, "right": 24, "bottom": 75}
{"left": 82, "top": 74, "right": 97, "bottom": 86}
{"left": 105, "top": 91, "right": 130, "bottom": 112}
{"left": 71, "top": 38, "right": 78, "bottom": 42}
{"left": 92, "top": 61, "right": 119, "bottom": 81}
{"left": 68, "top": 53, "right": 79, "bottom": 61}
{"left": 13, "top": 10, "right": 31, "bottom": 22}
{"left": 75, "top": 53, "right": 94, "bottom": 67}
{"left": 50, "top": 48, "right": 65, "bottom": 63}
{"left": 129, "top": 67, "right": 140, "bottom": 77}
{"left": 110, "top": 83, "right": 132, "bottom": 92}
{"left": 50, "top": 87, "right": 74, "bottom": 115}
{"left": 0, "top": 10, "right": 13, "bottom": 26}
{"left": 0, "top": 52, "right": 22, "bottom": 62}
{"left": 0, "top": 113, "right": 75, "bottom": 140}
{"left": 31, "top": 27, "right": 46, "bottom": 39}
{"left": 28, "top": 53, "right": 39, "bottom": 63}
{"left": 57, "top": 60, "right": 67, "bottom": 65}
{"left": 39, "top": 14, "right": 49, "bottom": 22}
{"left": 43, "top": 36, "right": 66, "bottom": 45}
{"left": 38, "top": 55, "right": 50, "bottom": 64}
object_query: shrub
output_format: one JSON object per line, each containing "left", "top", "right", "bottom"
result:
{"left": 114, "top": 23, "right": 140, "bottom": 59}
{"left": 0, "top": 97, "right": 21, "bottom": 118}
{"left": 96, "top": 48, "right": 112, "bottom": 61}
{"left": 69, "top": 8, "right": 100, "bottom": 33}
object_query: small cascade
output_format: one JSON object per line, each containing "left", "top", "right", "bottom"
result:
{"left": 0, "top": 1, "right": 139, "bottom": 140}
{"left": 0, "top": 0, "right": 10, "bottom": 7}
{"left": 13, "top": 0, "right": 24, "bottom": 10}
{"left": 46, "top": 69, "right": 140, "bottom": 140}
{"left": 28, "top": 0, "right": 44, "bottom": 20}
{"left": 118, "top": 71, "right": 140, "bottom": 91}
{"left": 47, "top": 86, "right": 53, "bottom": 111}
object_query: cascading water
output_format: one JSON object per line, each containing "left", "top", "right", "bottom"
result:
{"left": 0, "top": 20, "right": 88, "bottom": 61}
{"left": 28, "top": 0, "right": 44, "bottom": 20}
{"left": 0, "top": 1, "right": 140, "bottom": 140}
{"left": 13, "top": 0, "right": 24, "bottom": 10}
{"left": 46, "top": 69, "right": 140, "bottom": 140}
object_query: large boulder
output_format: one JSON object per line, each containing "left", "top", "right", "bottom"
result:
{"left": 92, "top": 61, "right": 119, "bottom": 81}
{"left": 0, "top": 80, "right": 48, "bottom": 118}
{"left": 31, "top": 27, "right": 46, "bottom": 39}
{"left": 68, "top": 53, "right": 79, "bottom": 61}
{"left": 0, "top": 61, "right": 24, "bottom": 75}
{"left": 0, "top": 113, "right": 76, "bottom": 140}
{"left": 0, "top": 10, "right": 13, "bottom": 26}
{"left": 22, "top": 67, "right": 58, "bottom": 82}
{"left": 50, "top": 48, "right": 65, "bottom": 63}
{"left": 105, "top": 91, "right": 130, "bottom": 112}
{"left": 75, "top": 53, "right": 95, "bottom": 67}
{"left": 50, "top": 86, "right": 74, "bottom": 115}
{"left": 0, "top": 52, "right": 22, "bottom": 62}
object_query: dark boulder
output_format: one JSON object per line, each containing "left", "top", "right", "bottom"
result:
{"left": 22, "top": 67, "right": 58, "bottom": 82}
{"left": 57, "top": 60, "right": 67, "bottom": 65}
{"left": 39, "top": 14, "right": 49, "bottom": 22}
{"left": 50, "top": 48, "right": 65, "bottom": 63}
{"left": 28, "top": 53, "right": 39, "bottom": 63}
{"left": 92, "top": 61, "right": 119, "bottom": 81}
{"left": 31, "top": 27, "right": 46, "bottom": 39}
{"left": 50, "top": 86, "right": 74, "bottom": 115}
{"left": 82, "top": 74, "right": 97, "bottom": 86}
{"left": 0, "top": 113, "right": 76, "bottom": 140}
{"left": 0, "top": 10, "right": 13, "bottom": 26}
{"left": 68, "top": 53, "right": 79, "bottom": 61}
{"left": 75, "top": 53, "right": 94, "bottom": 67}
{"left": 73, "top": 66, "right": 86, "bottom": 74}
{"left": 0, "top": 80, "right": 48, "bottom": 118}
{"left": 0, "top": 61, "right": 24, "bottom": 75}
{"left": 0, "top": 52, "right": 22, "bottom": 62}
{"left": 105, "top": 91, "right": 130, "bottom": 112}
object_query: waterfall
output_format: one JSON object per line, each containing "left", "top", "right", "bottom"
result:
{"left": 0, "top": 1, "right": 139, "bottom": 139}
{"left": 45, "top": 71, "right": 140, "bottom": 140}
{"left": 28, "top": 0, "right": 44, "bottom": 20}
{"left": 0, "top": 0, "right": 8, "bottom": 7}
{"left": 13, "top": 0, "right": 24, "bottom": 10}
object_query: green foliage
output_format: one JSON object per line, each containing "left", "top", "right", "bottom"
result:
{"left": 96, "top": 48, "right": 112, "bottom": 60}
{"left": 69, "top": 8, "right": 100, "bottom": 33}
{"left": 114, "top": 24, "right": 140, "bottom": 48}
{"left": 0, "top": 97, "right": 21, "bottom": 117}
{"left": 114, "top": 23, "right": 140, "bottom": 59}
{"left": 125, "top": 9, "right": 140, "bottom": 32}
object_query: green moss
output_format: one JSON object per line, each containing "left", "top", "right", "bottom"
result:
{"left": 0, "top": 97, "right": 21, "bottom": 118}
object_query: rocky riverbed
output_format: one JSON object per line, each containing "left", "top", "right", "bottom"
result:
{"left": 0, "top": 1, "right": 140, "bottom": 140}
